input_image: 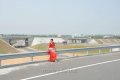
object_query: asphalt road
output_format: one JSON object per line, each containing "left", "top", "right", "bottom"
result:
{"left": 0, "top": 52, "right": 120, "bottom": 80}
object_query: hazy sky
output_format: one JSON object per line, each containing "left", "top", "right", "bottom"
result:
{"left": 0, "top": 0, "right": 120, "bottom": 35}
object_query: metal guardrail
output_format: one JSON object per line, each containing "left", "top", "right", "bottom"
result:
{"left": 0, "top": 45, "right": 120, "bottom": 68}
{"left": 57, "top": 46, "right": 120, "bottom": 53}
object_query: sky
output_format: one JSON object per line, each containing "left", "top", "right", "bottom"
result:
{"left": 0, "top": 0, "right": 120, "bottom": 35}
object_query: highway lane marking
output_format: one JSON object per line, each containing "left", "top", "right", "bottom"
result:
{"left": 21, "top": 59, "right": 120, "bottom": 80}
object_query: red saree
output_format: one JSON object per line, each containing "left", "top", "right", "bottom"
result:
{"left": 48, "top": 42, "right": 57, "bottom": 62}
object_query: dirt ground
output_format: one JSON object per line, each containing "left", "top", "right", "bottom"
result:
{"left": 2, "top": 55, "right": 49, "bottom": 66}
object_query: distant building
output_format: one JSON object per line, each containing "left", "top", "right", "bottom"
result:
{"left": 103, "top": 36, "right": 113, "bottom": 39}
{"left": 65, "top": 38, "right": 90, "bottom": 44}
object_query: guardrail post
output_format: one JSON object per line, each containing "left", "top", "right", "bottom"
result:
{"left": 73, "top": 53, "right": 75, "bottom": 56}
{"left": 86, "top": 50, "right": 89, "bottom": 55}
{"left": 109, "top": 48, "right": 112, "bottom": 52}
{"left": 99, "top": 49, "right": 101, "bottom": 54}
{"left": 0, "top": 60, "right": 1, "bottom": 67}
{"left": 31, "top": 56, "right": 33, "bottom": 62}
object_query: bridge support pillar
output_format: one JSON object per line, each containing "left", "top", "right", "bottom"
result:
{"left": 25, "top": 38, "right": 29, "bottom": 47}
{"left": 31, "top": 57, "right": 33, "bottom": 62}
{"left": 9, "top": 39, "right": 12, "bottom": 45}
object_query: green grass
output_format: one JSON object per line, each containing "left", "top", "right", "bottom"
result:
{"left": 0, "top": 48, "right": 7, "bottom": 54}
{"left": 101, "top": 49, "right": 110, "bottom": 53}
{"left": 31, "top": 44, "right": 89, "bottom": 51}
{"left": 64, "top": 49, "right": 110, "bottom": 57}
{"left": 31, "top": 44, "right": 110, "bottom": 57}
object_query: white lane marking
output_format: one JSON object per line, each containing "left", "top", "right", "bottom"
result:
{"left": 21, "top": 59, "right": 120, "bottom": 80}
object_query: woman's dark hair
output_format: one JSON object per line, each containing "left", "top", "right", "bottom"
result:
{"left": 51, "top": 39, "right": 53, "bottom": 41}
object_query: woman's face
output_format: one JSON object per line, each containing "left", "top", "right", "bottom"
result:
{"left": 50, "top": 39, "right": 53, "bottom": 42}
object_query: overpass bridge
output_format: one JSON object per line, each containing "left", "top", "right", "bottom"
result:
{"left": 1, "top": 35, "right": 34, "bottom": 47}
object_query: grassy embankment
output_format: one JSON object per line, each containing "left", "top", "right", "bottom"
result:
{"left": 0, "top": 39, "right": 19, "bottom": 54}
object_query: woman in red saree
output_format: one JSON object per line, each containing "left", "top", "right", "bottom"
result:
{"left": 48, "top": 39, "right": 57, "bottom": 62}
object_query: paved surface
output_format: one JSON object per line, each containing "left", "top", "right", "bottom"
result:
{"left": 0, "top": 52, "right": 120, "bottom": 80}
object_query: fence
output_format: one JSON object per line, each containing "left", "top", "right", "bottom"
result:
{"left": 0, "top": 45, "right": 120, "bottom": 68}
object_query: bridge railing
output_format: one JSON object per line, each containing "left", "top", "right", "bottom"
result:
{"left": 0, "top": 45, "right": 120, "bottom": 68}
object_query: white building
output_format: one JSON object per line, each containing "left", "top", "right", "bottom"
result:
{"left": 31, "top": 37, "right": 65, "bottom": 46}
